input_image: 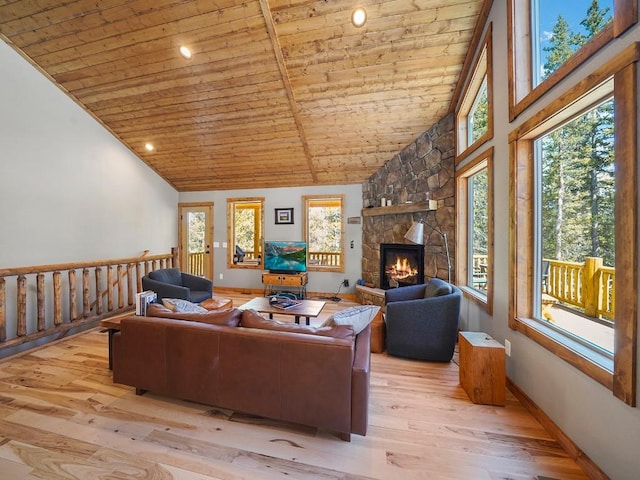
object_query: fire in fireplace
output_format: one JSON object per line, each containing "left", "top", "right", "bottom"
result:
{"left": 380, "top": 243, "right": 424, "bottom": 289}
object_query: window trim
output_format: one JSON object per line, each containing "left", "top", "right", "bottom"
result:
{"left": 302, "top": 194, "right": 345, "bottom": 273}
{"left": 456, "top": 147, "right": 494, "bottom": 314}
{"left": 226, "top": 197, "right": 265, "bottom": 270}
{"left": 507, "top": 0, "right": 637, "bottom": 122}
{"left": 509, "top": 44, "right": 638, "bottom": 405}
{"left": 456, "top": 23, "right": 494, "bottom": 164}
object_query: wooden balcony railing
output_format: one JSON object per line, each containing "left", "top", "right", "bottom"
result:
{"left": 470, "top": 255, "right": 615, "bottom": 320}
{"left": 0, "top": 248, "right": 177, "bottom": 352}
{"left": 544, "top": 257, "right": 615, "bottom": 320}
{"left": 188, "top": 251, "right": 205, "bottom": 276}
{"left": 308, "top": 251, "right": 341, "bottom": 267}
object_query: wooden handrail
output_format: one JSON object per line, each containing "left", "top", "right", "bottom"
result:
{"left": 0, "top": 248, "right": 178, "bottom": 351}
{"left": 471, "top": 254, "right": 615, "bottom": 321}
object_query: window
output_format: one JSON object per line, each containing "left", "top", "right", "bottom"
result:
{"left": 456, "top": 148, "right": 494, "bottom": 313}
{"left": 456, "top": 24, "right": 493, "bottom": 162}
{"left": 510, "top": 46, "right": 637, "bottom": 405}
{"left": 303, "top": 195, "right": 345, "bottom": 272}
{"left": 508, "top": 0, "right": 636, "bottom": 120}
{"left": 532, "top": 0, "right": 613, "bottom": 86}
{"left": 227, "top": 197, "right": 264, "bottom": 269}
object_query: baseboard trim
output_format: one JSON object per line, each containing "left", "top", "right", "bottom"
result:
{"left": 506, "top": 378, "right": 610, "bottom": 480}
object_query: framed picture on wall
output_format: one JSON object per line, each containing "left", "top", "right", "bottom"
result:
{"left": 275, "top": 208, "right": 294, "bottom": 224}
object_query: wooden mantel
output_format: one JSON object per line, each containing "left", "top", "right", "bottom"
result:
{"left": 361, "top": 201, "right": 434, "bottom": 217}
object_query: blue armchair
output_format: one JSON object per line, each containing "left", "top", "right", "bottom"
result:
{"left": 141, "top": 268, "right": 213, "bottom": 303}
{"left": 384, "top": 279, "right": 461, "bottom": 361}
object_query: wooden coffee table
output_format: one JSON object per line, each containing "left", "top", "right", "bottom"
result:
{"left": 239, "top": 297, "right": 326, "bottom": 325}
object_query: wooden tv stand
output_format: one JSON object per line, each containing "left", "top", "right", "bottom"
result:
{"left": 262, "top": 272, "right": 308, "bottom": 298}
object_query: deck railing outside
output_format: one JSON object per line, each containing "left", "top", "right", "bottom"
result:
{"left": 0, "top": 248, "right": 177, "bottom": 352}
{"left": 188, "top": 251, "right": 205, "bottom": 276}
{"left": 543, "top": 257, "right": 615, "bottom": 320}
{"left": 471, "top": 255, "right": 614, "bottom": 320}
{"left": 190, "top": 250, "right": 342, "bottom": 274}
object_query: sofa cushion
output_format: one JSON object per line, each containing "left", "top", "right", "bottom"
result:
{"left": 240, "top": 309, "right": 354, "bottom": 339}
{"left": 162, "top": 298, "right": 208, "bottom": 313}
{"left": 147, "top": 303, "right": 241, "bottom": 327}
{"left": 423, "top": 278, "right": 453, "bottom": 298}
{"left": 323, "top": 305, "right": 380, "bottom": 335}
{"left": 148, "top": 267, "right": 182, "bottom": 286}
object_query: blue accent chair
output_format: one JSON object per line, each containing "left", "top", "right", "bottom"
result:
{"left": 384, "top": 279, "right": 461, "bottom": 362}
{"left": 142, "top": 268, "right": 213, "bottom": 303}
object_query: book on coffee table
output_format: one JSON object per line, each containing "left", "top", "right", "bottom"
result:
{"left": 269, "top": 297, "right": 301, "bottom": 310}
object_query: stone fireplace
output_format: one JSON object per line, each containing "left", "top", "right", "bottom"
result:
{"left": 380, "top": 243, "right": 424, "bottom": 289}
{"left": 360, "top": 113, "right": 455, "bottom": 289}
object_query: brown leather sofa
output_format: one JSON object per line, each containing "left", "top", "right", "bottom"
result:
{"left": 111, "top": 308, "right": 371, "bottom": 440}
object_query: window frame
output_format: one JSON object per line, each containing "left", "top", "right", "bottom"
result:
{"left": 302, "top": 194, "right": 345, "bottom": 273}
{"left": 226, "top": 197, "right": 265, "bottom": 270}
{"left": 509, "top": 44, "right": 638, "bottom": 405}
{"left": 507, "top": 0, "right": 637, "bottom": 121}
{"left": 456, "top": 23, "right": 493, "bottom": 164}
{"left": 456, "top": 147, "right": 494, "bottom": 314}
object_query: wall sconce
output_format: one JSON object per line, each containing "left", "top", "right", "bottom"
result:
{"left": 404, "top": 219, "right": 452, "bottom": 283}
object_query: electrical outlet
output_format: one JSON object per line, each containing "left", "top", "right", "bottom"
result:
{"left": 219, "top": 273, "right": 223, "bottom": 280}
{"left": 504, "top": 339, "right": 511, "bottom": 357}
{"left": 342, "top": 279, "right": 349, "bottom": 287}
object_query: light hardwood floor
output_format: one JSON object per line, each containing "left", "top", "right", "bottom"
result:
{"left": 0, "top": 292, "right": 589, "bottom": 480}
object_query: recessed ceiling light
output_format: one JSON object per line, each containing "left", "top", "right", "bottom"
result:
{"left": 145, "top": 143, "right": 155, "bottom": 152}
{"left": 351, "top": 7, "right": 367, "bottom": 28}
{"left": 179, "top": 46, "right": 192, "bottom": 59}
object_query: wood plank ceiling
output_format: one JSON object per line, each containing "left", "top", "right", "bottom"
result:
{"left": 0, "top": 0, "right": 484, "bottom": 191}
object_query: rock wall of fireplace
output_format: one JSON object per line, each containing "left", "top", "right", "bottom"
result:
{"left": 361, "top": 113, "right": 455, "bottom": 288}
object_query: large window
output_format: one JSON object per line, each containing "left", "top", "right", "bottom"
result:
{"left": 456, "top": 24, "right": 493, "bottom": 162}
{"left": 303, "top": 195, "right": 345, "bottom": 272}
{"left": 456, "top": 148, "right": 493, "bottom": 313}
{"left": 510, "top": 46, "right": 637, "bottom": 405}
{"left": 227, "top": 197, "right": 264, "bottom": 269}
{"left": 532, "top": 0, "right": 613, "bottom": 87}
{"left": 508, "top": 0, "right": 636, "bottom": 120}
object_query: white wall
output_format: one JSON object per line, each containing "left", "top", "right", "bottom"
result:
{"left": 180, "top": 184, "right": 363, "bottom": 295}
{"left": 455, "top": 4, "right": 640, "bottom": 479}
{"left": 0, "top": 40, "right": 178, "bottom": 268}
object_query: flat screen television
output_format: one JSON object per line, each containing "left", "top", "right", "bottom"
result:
{"left": 264, "top": 241, "right": 307, "bottom": 274}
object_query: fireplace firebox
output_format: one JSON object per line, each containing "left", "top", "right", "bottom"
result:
{"left": 380, "top": 243, "right": 424, "bottom": 289}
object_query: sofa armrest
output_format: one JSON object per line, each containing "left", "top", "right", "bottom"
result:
{"left": 181, "top": 272, "right": 213, "bottom": 292}
{"left": 350, "top": 324, "right": 371, "bottom": 436}
{"left": 385, "top": 284, "right": 426, "bottom": 303}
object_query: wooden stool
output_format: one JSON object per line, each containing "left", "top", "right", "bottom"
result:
{"left": 200, "top": 297, "right": 233, "bottom": 310}
{"left": 458, "top": 331, "right": 505, "bottom": 406}
{"left": 370, "top": 310, "right": 386, "bottom": 353}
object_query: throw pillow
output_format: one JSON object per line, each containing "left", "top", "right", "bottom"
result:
{"left": 162, "top": 298, "right": 208, "bottom": 313}
{"left": 240, "top": 309, "right": 354, "bottom": 339}
{"left": 147, "top": 302, "right": 241, "bottom": 327}
{"left": 322, "top": 305, "right": 380, "bottom": 335}
{"left": 423, "top": 279, "right": 452, "bottom": 298}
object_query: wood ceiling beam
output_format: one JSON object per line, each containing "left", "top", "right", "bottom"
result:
{"left": 258, "top": 0, "right": 317, "bottom": 182}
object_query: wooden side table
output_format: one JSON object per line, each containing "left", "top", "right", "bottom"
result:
{"left": 200, "top": 297, "right": 233, "bottom": 310}
{"left": 262, "top": 272, "right": 308, "bottom": 298}
{"left": 458, "top": 331, "right": 506, "bottom": 406}
{"left": 370, "top": 310, "right": 386, "bottom": 353}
